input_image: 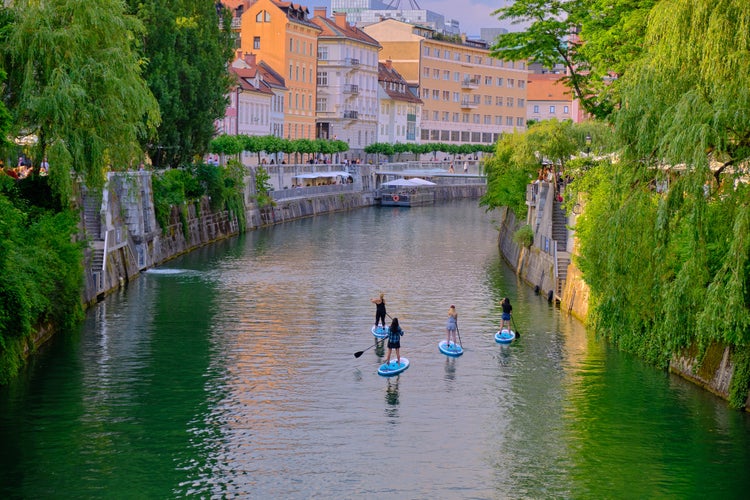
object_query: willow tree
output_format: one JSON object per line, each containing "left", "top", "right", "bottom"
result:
{"left": 575, "top": 0, "right": 750, "bottom": 406}
{"left": 6, "top": 0, "right": 160, "bottom": 200}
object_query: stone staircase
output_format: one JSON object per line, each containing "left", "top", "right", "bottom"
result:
{"left": 82, "top": 190, "right": 105, "bottom": 291}
{"left": 552, "top": 198, "right": 570, "bottom": 298}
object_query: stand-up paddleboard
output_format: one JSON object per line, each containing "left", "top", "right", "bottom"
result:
{"left": 371, "top": 325, "right": 389, "bottom": 339}
{"left": 378, "top": 358, "right": 409, "bottom": 376}
{"left": 438, "top": 340, "right": 463, "bottom": 357}
{"left": 495, "top": 329, "right": 515, "bottom": 344}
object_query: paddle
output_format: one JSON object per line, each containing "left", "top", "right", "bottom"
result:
{"left": 354, "top": 341, "right": 380, "bottom": 358}
{"left": 511, "top": 316, "right": 521, "bottom": 339}
{"left": 456, "top": 324, "right": 463, "bottom": 348}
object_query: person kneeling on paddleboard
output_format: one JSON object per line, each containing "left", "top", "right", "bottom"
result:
{"left": 385, "top": 317, "right": 404, "bottom": 365}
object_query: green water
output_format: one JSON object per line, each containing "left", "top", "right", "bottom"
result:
{"left": 1, "top": 201, "right": 749, "bottom": 498}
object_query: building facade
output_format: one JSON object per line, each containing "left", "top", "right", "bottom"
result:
{"left": 525, "top": 72, "right": 587, "bottom": 124}
{"left": 377, "top": 60, "right": 422, "bottom": 144}
{"left": 239, "top": 0, "right": 321, "bottom": 141}
{"left": 363, "top": 19, "right": 528, "bottom": 146}
{"left": 311, "top": 8, "right": 381, "bottom": 157}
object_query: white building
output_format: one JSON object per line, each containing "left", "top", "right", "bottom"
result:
{"left": 377, "top": 60, "right": 422, "bottom": 144}
{"left": 312, "top": 8, "right": 382, "bottom": 158}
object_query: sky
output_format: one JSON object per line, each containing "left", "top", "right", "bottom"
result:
{"left": 316, "top": 0, "right": 520, "bottom": 38}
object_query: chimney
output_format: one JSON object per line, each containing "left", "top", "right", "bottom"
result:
{"left": 385, "top": 59, "right": 392, "bottom": 70}
{"left": 313, "top": 7, "right": 326, "bottom": 18}
{"left": 243, "top": 52, "right": 256, "bottom": 66}
{"left": 334, "top": 11, "right": 347, "bottom": 28}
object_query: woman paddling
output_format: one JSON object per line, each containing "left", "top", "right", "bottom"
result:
{"left": 371, "top": 293, "right": 387, "bottom": 329}
{"left": 385, "top": 317, "right": 404, "bottom": 365}
{"left": 446, "top": 305, "right": 458, "bottom": 346}
{"left": 500, "top": 297, "right": 513, "bottom": 332}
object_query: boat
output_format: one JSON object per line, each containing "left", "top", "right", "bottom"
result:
{"left": 495, "top": 329, "right": 516, "bottom": 344}
{"left": 378, "top": 358, "right": 410, "bottom": 376}
{"left": 379, "top": 190, "right": 435, "bottom": 207}
{"left": 371, "top": 325, "right": 389, "bottom": 339}
{"left": 438, "top": 340, "right": 464, "bottom": 357}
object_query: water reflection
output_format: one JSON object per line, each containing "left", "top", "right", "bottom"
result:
{"left": 3, "top": 201, "right": 750, "bottom": 499}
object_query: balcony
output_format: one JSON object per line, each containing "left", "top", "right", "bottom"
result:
{"left": 460, "top": 100, "right": 478, "bottom": 109}
{"left": 461, "top": 78, "right": 479, "bottom": 89}
{"left": 348, "top": 58, "right": 360, "bottom": 66}
{"left": 343, "top": 84, "right": 359, "bottom": 95}
{"left": 343, "top": 110, "right": 359, "bottom": 119}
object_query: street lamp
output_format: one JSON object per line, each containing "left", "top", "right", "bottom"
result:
{"left": 585, "top": 133, "right": 592, "bottom": 155}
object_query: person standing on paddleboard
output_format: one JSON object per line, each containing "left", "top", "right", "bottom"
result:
{"left": 385, "top": 317, "right": 404, "bottom": 365}
{"left": 371, "top": 293, "right": 387, "bottom": 328}
{"left": 446, "top": 305, "right": 458, "bottom": 346}
{"left": 500, "top": 297, "right": 513, "bottom": 332}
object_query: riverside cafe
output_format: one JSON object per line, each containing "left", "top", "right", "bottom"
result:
{"left": 291, "top": 171, "right": 353, "bottom": 187}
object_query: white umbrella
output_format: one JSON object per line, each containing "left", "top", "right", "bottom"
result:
{"left": 406, "top": 178, "right": 436, "bottom": 186}
{"left": 381, "top": 178, "right": 414, "bottom": 187}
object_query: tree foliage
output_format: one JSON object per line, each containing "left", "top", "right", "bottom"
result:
{"left": 490, "top": 0, "right": 656, "bottom": 120}
{"left": 127, "top": 0, "right": 234, "bottom": 168}
{"left": 6, "top": 0, "right": 160, "bottom": 197}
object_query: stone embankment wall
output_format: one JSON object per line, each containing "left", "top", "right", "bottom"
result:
{"left": 496, "top": 186, "right": 748, "bottom": 408}
{"left": 84, "top": 174, "right": 484, "bottom": 303}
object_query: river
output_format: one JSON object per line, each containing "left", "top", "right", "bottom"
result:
{"left": 1, "top": 200, "right": 749, "bottom": 499}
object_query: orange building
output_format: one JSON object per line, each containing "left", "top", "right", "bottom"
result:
{"left": 239, "top": 0, "right": 321, "bottom": 140}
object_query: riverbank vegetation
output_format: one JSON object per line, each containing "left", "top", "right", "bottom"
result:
{"left": 488, "top": 0, "right": 750, "bottom": 407}
{"left": 0, "top": 0, "right": 234, "bottom": 382}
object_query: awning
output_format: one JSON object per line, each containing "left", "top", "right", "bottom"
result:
{"left": 292, "top": 171, "right": 352, "bottom": 179}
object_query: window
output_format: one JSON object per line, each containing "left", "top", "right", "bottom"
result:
{"left": 507, "top": 78, "right": 514, "bottom": 88}
{"left": 444, "top": 50, "right": 451, "bottom": 60}
{"left": 432, "top": 89, "right": 439, "bottom": 99}
{"left": 433, "top": 69, "right": 440, "bottom": 79}
{"left": 495, "top": 116, "right": 502, "bottom": 125}
{"left": 485, "top": 76, "right": 492, "bottom": 85}
{"left": 443, "top": 70, "right": 450, "bottom": 80}
{"left": 516, "top": 117, "right": 525, "bottom": 126}
{"left": 434, "top": 49, "right": 440, "bottom": 58}
{"left": 473, "top": 114, "right": 480, "bottom": 124}
{"left": 318, "top": 46, "right": 328, "bottom": 60}
{"left": 506, "top": 97, "right": 514, "bottom": 107}
{"left": 453, "top": 112, "right": 459, "bottom": 122}
{"left": 533, "top": 105, "right": 539, "bottom": 113}
{"left": 496, "top": 77, "right": 503, "bottom": 86}
{"left": 289, "top": 38, "right": 293, "bottom": 51}
{"left": 484, "top": 115, "right": 491, "bottom": 124}
{"left": 433, "top": 110, "right": 439, "bottom": 120}
{"left": 549, "top": 105, "right": 556, "bottom": 113}
{"left": 442, "top": 90, "right": 450, "bottom": 101}
{"left": 506, "top": 116, "right": 513, "bottom": 126}
{"left": 517, "top": 98, "right": 525, "bottom": 107}
{"left": 442, "top": 111, "right": 449, "bottom": 121}
{"left": 424, "top": 46, "right": 431, "bottom": 56}
{"left": 423, "top": 67, "right": 430, "bottom": 78}
{"left": 422, "top": 88, "right": 429, "bottom": 98}
{"left": 454, "top": 52, "right": 460, "bottom": 61}
{"left": 484, "top": 95, "right": 492, "bottom": 105}
{"left": 454, "top": 71, "right": 460, "bottom": 82}
{"left": 265, "top": 11, "right": 270, "bottom": 22}
{"left": 317, "top": 97, "right": 327, "bottom": 112}
{"left": 462, "top": 113, "right": 469, "bottom": 123}
{"left": 453, "top": 92, "right": 460, "bottom": 102}
{"left": 518, "top": 80, "right": 525, "bottom": 89}
{"left": 465, "top": 54, "right": 471, "bottom": 62}
{"left": 253, "top": 36, "right": 260, "bottom": 50}
{"left": 289, "top": 64, "right": 293, "bottom": 79}
{"left": 563, "top": 105, "right": 569, "bottom": 114}
{"left": 496, "top": 96, "right": 503, "bottom": 106}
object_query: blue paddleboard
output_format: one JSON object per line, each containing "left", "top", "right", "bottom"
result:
{"left": 371, "top": 325, "right": 389, "bottom": 339}
{"left": 378, "top": 358, "right": 409, "bottom": 376}
{"left": 495, "top": 329, "right": 515, "bottom": 344}
{"left": 438, "top": 340, "right": 463, "bottom": 357}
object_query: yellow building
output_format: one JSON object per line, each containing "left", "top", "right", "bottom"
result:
{"left": 240, "top": 0, "right": 321, "bottom": 140}
{"left": 364, "top": 19, "right": 528, "bottom": 145}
